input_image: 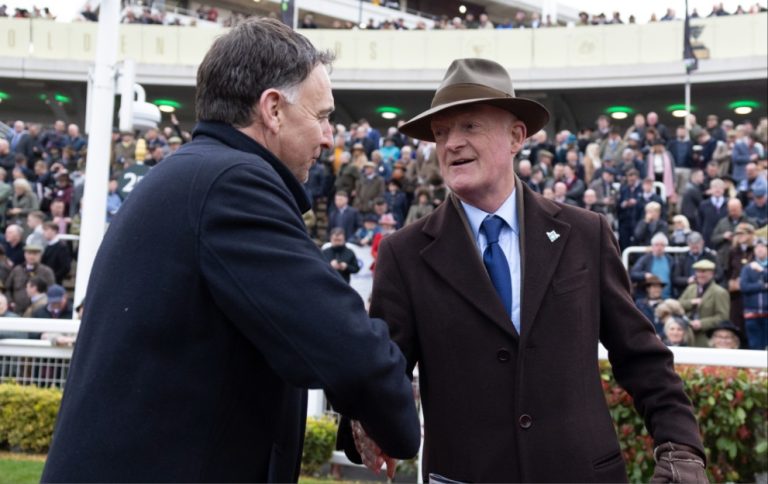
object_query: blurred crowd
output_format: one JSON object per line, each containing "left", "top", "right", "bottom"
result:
{"left": 310, "top": 112, "right": 768, "bottom": 351}
{"left": 1, "top": 106, "right": 766, "bottom": 349}
{"left": 5, "top": 2, "right": 764, "bottom": 30}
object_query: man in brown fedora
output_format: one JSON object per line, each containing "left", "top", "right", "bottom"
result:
{"left": 339, "top": 58, "right": 706, "bottom": 483}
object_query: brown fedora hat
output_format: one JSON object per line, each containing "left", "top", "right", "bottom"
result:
{"left": 398, "top": 58, "right": 550, "bottom": 142}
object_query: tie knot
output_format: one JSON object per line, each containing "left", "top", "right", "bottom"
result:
{"left": 482, "top": 215, "right": 505, "bottom": 244}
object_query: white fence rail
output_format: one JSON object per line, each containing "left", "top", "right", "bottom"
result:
{"left": 621, "top": 245, "right": 690, "bottom": 269}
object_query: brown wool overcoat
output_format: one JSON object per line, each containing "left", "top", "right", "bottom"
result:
{"left": 357, "top": 179, "right": 704, "bottom": 483}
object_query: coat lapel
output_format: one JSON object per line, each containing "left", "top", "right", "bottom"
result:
{"left": 519, "top": 183, "right": 572, "bottom": 335}
{"left": 420, "top": 194, "right": 518, "bottom": 339}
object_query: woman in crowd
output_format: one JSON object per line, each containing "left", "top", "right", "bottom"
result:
{"left": 706, "top": 321, "right": 742, "bottom": 349}
{"left": 6, "top": 178, "right": 39, "bottom": 226}
{"left": 669, "top": 214, "right": 692, "bottom": 246}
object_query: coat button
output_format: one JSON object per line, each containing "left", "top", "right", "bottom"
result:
{"left": 497, "top": 348, "right": 510, "bottom": 362}
{"left": 519, "top": 414, "right": 532, "bottom": 429}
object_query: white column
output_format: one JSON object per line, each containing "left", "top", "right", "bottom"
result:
{"left": 74, "top": 0, "right": 120, "bottom": 308}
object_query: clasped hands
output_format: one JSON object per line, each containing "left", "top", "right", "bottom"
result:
{"left": 351, "top": 420, "right": 398, "bottom": 479}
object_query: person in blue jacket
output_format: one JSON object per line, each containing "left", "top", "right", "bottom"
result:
{"left": 42, "top": 18, "right": 419, "bottom": 483}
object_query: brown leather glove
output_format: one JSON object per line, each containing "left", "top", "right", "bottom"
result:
{"left": 651, "top": 442, "right": 708, "bottom": 483}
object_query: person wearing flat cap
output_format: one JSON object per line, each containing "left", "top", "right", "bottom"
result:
{"left": 680, "top": 259, "right": 730, "bottom": 348}
{"left": 340, "top": 58, "right": 707, "bottom": 483}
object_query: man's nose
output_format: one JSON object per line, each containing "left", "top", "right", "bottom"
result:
{"left": 444, "top": 129, "right": 465, "bottom": 151}
{"left": 321, "top": 121, "right": 334, "bottom": 149}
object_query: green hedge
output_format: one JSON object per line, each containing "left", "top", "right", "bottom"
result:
{"left": 604, "top": 362, "right": 768, "bottom": 482}
{"left": 0, "top": 383, "right": 61, "bottom": 453}
{"left": 1, "top": 363, "right": 766, "bottom": 483}
{"left": 301, "top": 416, "right": 338, "bottom": 476}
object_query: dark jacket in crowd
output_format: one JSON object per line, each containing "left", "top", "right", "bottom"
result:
{"left": 42, "top": 121, "right": 419, "bottom": 483}
{"left": 328, "top": 205, "right": 362, "bottom": 241}
{"left": 698, "top": 198, "right": 728, "bottom": 247}
{"left": 42, "top": 240, "right": 72, "bottom": 284}
{"left": 322, "top": 244, "right": 360, "bottom": 283}
{"left": 673, "top": 248, "right": 720, "bottom": 295}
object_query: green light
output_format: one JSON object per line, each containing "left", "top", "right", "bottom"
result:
{"left": 605, "top": 106, "right": 634, "bottom": 114}
{"left": 728, "top": 100, "right": 760, "bottom": 109}
{"left": 0, "top": 91, "right": 9, "bottom": 101}
{"left": 375, "top": 106, "right": 403, "bottom": 115}
{"left": 666, "top": 103, "right": 696, "bottom": 112}
{"left": 54, "top": 93, "right": 71, "bottom": 104}
{"left": 153, "top": 99, "right": 182, "bottom": 109}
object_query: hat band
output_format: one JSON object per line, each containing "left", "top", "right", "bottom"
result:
{"left": 431, "top": 84, "right": 513, "bottom": 108}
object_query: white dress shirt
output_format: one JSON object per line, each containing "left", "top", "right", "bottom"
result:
{"left": 460, "top": 191, "right": 522, "bottom": 334}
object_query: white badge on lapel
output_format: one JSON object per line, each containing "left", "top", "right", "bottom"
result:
{"left": 546, "top": 230, "right": 560, "bottom": 242}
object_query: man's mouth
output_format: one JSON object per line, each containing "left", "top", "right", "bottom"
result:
{"left": 449, "top": 158, "right": 475, "bottom": 167}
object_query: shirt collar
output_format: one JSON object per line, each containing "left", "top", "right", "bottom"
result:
{"left": 460, "top": 189, "right": 519, "bottom": 240}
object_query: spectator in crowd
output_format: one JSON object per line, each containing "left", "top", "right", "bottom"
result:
{"left": 31, "top": 284, "right": 71, "bottom": 319}
{"left": 405, "top": 188, "right": 434, "bottom": 225}
{"left": 633, "top": 201, "right": 668, "bottom": 247}
{"left": 698, "top": 178, "right": 728, "bottom": 247}
{"left": 5, "top": 244, "right": 55, "bottom": 314}
{"left": 0, "top": 140, "right": 14, "bottom": 175}
{"left": 706, "top": 321, "right": 742, "bottom": 349}
{"left": 672, "top": 231, "right": 719, "bottom": 296}
{"left": 646, "top": 140, "right": 677, "bottom": 204}
{"left": 49, "top": 199, "right": 71, "bottom": 234}
{"left": 600, "top": 127, "right": 626, "bottom": 163}
{"left": 740, "top": 237, "right": 768, "bottom": 349}
{"left": 618, "top": 168, "right": 643, "bottom": 248}
{"left": 353, "top": 162, "right": 385, "bottom": 215}
{"left": 1, "top": 224, "right": 25, "bottom": 266}
{"left": 7, "top": 178, "right": 39, "bottom": 226}
{"left": 745, "top": 183, "right": 767, "bottom": 228}
{"left": 24, "top": 210, "right": 46, "bottom": 248}
{"left": 384, "top": 179, "right": 408, "bottom": 228}
{"left": 711, "top": 198, "right": 755, "bottom": 252}
{"left": 22, "top": 275, "right": 48, "bottom": 318}
{"left": 661, "top": 315, "right": 693, "bottom": 347}
{"left": 669, "top": 214, "right": 692, "bottom": 247}
{"left": 581, "top": 142, "right": 602, "bottom": 183}
{"left": 635, "top": 275, "right": 666, "bottom": 325}
{"left": 106, "top": 178, "right": 122, "bottom": 223}
{"left": 369, "top": 213, "right": 396, "bottom": 272}
{"left": 721, "top": 222, "right": 756, "bottom": 336}
{"left": 335, "top": 150, "right": 360, "bottom": 198}
{"left": 41, "top": 222, "right": 72, "bottom": 285}
{"left": 706, "top": 114, "right": 726, "bottom": 142}
{"left": 630, "top": 233, "right": 675, "bottom": 299}
{"left": 679, "top": 259, "right": 730, "bottom": 347}
{"left": 654, "top": 298, "right": 693, "bottom": 337}
{"left": 351, "top": 214, "right": 380, "bottom": 247}
{"left": 322, "top": 228, "right": 360, "bottom": 284}
{"left": 680, "top": 168, "right": 705, "bottom": 230}
{"left": 0, "top": 293, "right": 29, "bottom": 339}
{"left": 328, "top": 190, "right": 362, "bottom": 241}
{"left": 0, "top": 168, "right": 11, "bottom": 228}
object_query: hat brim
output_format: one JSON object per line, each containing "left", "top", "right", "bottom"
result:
{"left": 398, "top": 97, "right": 550, "bottom": 142}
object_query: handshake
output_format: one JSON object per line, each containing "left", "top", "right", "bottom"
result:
{"left": 350, "top": 420, "right": 399, "bottom": 479}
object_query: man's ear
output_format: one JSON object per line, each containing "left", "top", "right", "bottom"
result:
{"left": 258, "top": 88, "right": 283, "bottom": 134}
{"left": 510, "top": 120, "right": 527, "bottom": 153}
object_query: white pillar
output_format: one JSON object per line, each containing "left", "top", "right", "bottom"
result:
{"left": 74, "top": 0, "right": 120, "bottom": 309}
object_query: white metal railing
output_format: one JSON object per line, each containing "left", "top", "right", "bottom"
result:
{"left": 621, "top": 245, "right": 690, "bottom": 269}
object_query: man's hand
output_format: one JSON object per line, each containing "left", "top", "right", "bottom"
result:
{"left": 351, "top": 420, "right": 398, "bottom": 479}
{"left": 690, "top": 319, "right": 702, "bottom": 330}
{"left": 651, "top": 442, "right": 708, "bottom": 483}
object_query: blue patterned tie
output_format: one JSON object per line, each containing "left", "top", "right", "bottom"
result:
{"left": 482, "top": 215, "right": 512, "bottom": 319}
